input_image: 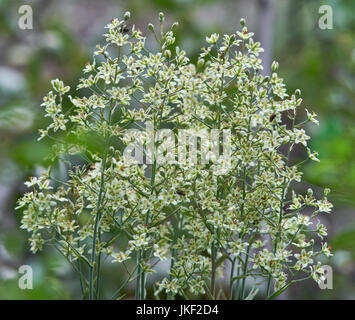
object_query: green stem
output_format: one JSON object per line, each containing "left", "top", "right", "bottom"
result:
{"left": 266, "top": 184, "right": 286, "bottom": 298}
{"left": 135, "top": 250, "right": 141, "bottom": 300}
{"left": 266, "top": 116, "right": 294, "bottom": 299}
{"left": 89, "top": 104, "right": 114, "bottom": 300}
{"left": 140, "top": 258, "right": 146, "bottom": 299}
{"left": 229, "top": 257, "right": 236, "bottom": 299}
{"left": 240, "top": 234, "right": 254, "bottom": 299}
{"left": 235, "top": 166, "right": 247, "bottom": 299}
{"left": 211, "top": 238, "right": 216, "bottom": 299}
{"left": 89, "top": 145, "right": 108, "bottom": 300}
{"left": 168, "top": 211, "right": 181, "bottom": 300}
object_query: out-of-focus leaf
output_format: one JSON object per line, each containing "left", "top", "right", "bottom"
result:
{"left": 331, "top": 229, "right": 355, "bottom": 256}
{"left": 0, "top": 105, "right": 35, "bottom": 131}
{"left": 3, "top": 230, "right": 26, "bottom": 257}
{"left": 11, "top": 139, "right": 52, "bottom": 168}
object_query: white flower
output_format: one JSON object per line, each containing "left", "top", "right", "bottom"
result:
{"left": 129, "top": 233, "right": 150, "bottom": 249}
{"left": 310, "top": 262, "right": 325, "bottom": 284}
{"left": 206, "top": 33, "right": 219, "bottom": 44}
{"left": 189, "top": 277, "right": 205, "bottom": 295}
{"left": 294, "top": 249, "right": 313, "bottom": 270}
{"left": 16, "top": 13, "right": 334, "bottom": 300}
{"left": 317, "top": 198, "right": 333, "bottom": 213}
{"left": 305, "top": 108, "right": 319, "bottom": 125}
{"left": 51, "top": 78, "right": 70, "bottom": 94}
{"left": 237, "top": 27, "right": 254, "bottom": 40}
{"left": 307, "top": 148, "right": 320, "bottom": 162}
{"left": 321, "top": 243, "right": 333, "bottom": 257}
{"left": 153, "top": 244, "right": 168, "bottom": 261}
{"left": 316, "top": 221, "right": 328, "bottom": 239}
{"left": 112, "top": 250, "right": 130, "bottom": 263}
{"left": 293, "top": 128, "right": 310, "bottom": 146}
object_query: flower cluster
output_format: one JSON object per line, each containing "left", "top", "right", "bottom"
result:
{"left": 16, "top": 12, "right": 333, "bottom": 300}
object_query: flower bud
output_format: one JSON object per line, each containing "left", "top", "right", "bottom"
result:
{"left": 124, "top": 11, "right": 131, "bottom": 21}
{"left": 148, "top": 23, "right": 155, "bottom": 32}
{"left": 197, "top": 58, "right": 205, "bottom": 68}
{"left": 164, "top": 50, "right": 171, "bottom": 58}
{"left": 272, "top": 60, "right": 279, "bottom": 72}
{"left": 159, "top": 12, "right": 165, "bottom": 23}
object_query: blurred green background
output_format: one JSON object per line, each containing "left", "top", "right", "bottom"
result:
{"left": 0, "top": 0, "right": 354, "bottom": 299}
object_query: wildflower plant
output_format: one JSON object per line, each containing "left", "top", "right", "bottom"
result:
{"left": 16, "top": 12, "right": 333, "bottom": 300}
